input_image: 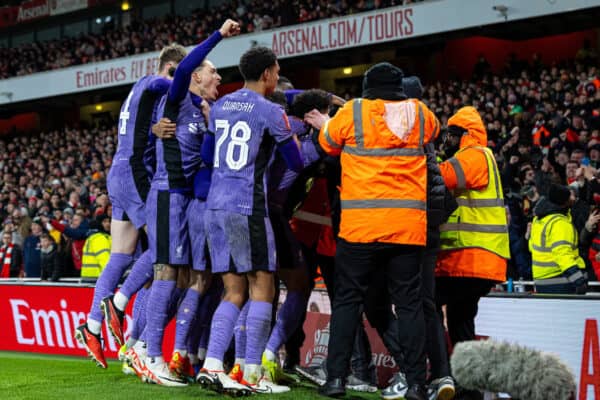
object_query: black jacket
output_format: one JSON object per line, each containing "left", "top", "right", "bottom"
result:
{"left": 40, "top": 245, "right": 61, "bottom": 281}
{"left": 425, "top": 143, "right": 457, "bottom": 247}
{"left": 533, "top": 196, "right": 569, "bottom": 219}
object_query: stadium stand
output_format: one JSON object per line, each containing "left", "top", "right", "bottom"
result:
{"left": 0, "top": 0, "right": 424, "bottom": 79}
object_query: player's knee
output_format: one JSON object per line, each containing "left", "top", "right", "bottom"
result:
{"left": 188, "top": 271, "right": 208, "bottom": 293}
{"left": 176, "top": 266, "right": 190, "bottom": 287}
{"left": 153, "top": 263, "right": 177, "bottom": 280}
{"left": 223, "top": 291, "right": 246, "bottom": 308}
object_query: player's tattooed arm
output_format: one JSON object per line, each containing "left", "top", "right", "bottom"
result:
{"left": 153, "top": 263, "right": 167, "bottom": 279}
{"left": 152, "top": 118, "right": 176, "bottom": 139}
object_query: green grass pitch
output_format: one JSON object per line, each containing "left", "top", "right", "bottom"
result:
{"left": 0, "top": 352, "right": 381, "bottom": 400}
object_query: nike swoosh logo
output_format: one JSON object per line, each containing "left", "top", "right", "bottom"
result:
{"left": 193, "top": 113, "right": 201, "bottom": 118}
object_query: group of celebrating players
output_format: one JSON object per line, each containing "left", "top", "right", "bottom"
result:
{"left": 74, "top": 19, "right": 342, "bottom": 394}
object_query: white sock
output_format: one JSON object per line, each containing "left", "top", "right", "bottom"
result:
{"left": 87, "top": 319, "right": 102, "bottom": 335}
{"left": 203, "top": 357, "right": 224, "bottom": 372}
{"left": 189, "top": 354, "right": 199, "bottom": 365}
{"left": 125, "top": 337, "right": 137, "bottom": 349}
{"left": 264, "top": 349, "right": 277, "bottom": 362}
{"left": 197, "top": 348, "right": 206, "bottom": 360}
{"left": 243, "top": 364, "right": 261, "bottom": 384}
{"left": 113, "top": 291, "right": 129, "bottom": 311}
{"left": 234, "top": 358, "right": 246, "bottom": 369}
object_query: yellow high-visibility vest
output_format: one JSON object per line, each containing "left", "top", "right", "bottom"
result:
{"left": 440, "top": 146, "right": 510, "bottom": 258}
{"left": 529, "top": 212, "right": 585, "bottom": 285}
{"left": 81, "top": 232, "right": 111, "bottom": 278}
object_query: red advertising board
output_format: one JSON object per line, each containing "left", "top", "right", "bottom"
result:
{"left": 0, "top": 284, "right": 175, "bottom": 359}
{"left": 2, "top": 283, "right": 599, "bottom": 398}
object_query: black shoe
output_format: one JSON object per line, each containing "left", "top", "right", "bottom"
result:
{"left": 319, "top": 378, "right": 346, "bottom": 398}
{"left": 283, "top": 353, "right": 299, "bottom": 373}
{"left": 405, "top": 384, "right": 428, "bottom": 400}
{"left": 455, "top": 387, "right": 483, "bottom": 400}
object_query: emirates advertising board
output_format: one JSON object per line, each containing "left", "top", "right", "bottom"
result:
{"left": 1, "top": 284, "right": 599, "bottom": 399}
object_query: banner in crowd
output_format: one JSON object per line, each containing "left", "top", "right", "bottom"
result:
{"left": 1, "top": 0, "right": 598, "bottom": 104}
{"left": 49, "top": 0, "right": 88, "bottom": 16}
{"left": 16, "top": 0, "right": 49, "bottom": 23}
{"left": 7, "top": 0, "right": 88, "bottom": 24}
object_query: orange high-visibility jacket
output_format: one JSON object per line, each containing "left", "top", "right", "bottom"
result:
{"left": 437, "top": 106, "right": 507, "bottom": 282}
{"left": 318, "top": 98, "right": 440, "bottom": 245}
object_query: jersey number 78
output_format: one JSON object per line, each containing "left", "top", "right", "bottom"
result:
{"left": 214, "top": 119, "right": 252, "bottom": 171}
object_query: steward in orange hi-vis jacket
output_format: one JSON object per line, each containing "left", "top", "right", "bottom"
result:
{"left": 436, "top": 106, "right": 509, "bottom": 347}
{"left": 307, "top": 62, "right": 439, "bottom": 399}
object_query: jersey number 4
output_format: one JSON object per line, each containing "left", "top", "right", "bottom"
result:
{"left": 214, "top": 119, "right": 251, "bottom": 170}
{"left": 119, "top": 91, "right": 134, "bottom": 135}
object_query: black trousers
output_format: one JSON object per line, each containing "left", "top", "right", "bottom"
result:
{"left": 326, "top": 239, "right": 426, "bottom": 386}
{"left": 365, "top": 245, "right": 450, "bottom": 379}
{"left": 435, "top": 277, "right": 494, "bottom": 346}
{"left": 286, "top": 248, "right": 376, "bottom": 382}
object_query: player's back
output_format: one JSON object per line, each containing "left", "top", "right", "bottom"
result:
{"left": 113, "top": 75, "right": 164, "bottom": 166}
{"left": 207, "top": 88, "right": 289, "bottom": 216}
{"left": 152, "top": 92, "right": 206, "bottom": 191}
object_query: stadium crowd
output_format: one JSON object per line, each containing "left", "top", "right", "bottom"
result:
{"left": 0, "top": 126, "right": 114, "bottom": 279}
{"left": 0, "top": 0, "right": 423, "bottom": 79}
{"left": 2, "top": 54, "right": 600, "bottom": 283}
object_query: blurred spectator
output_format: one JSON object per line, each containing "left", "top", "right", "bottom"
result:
{"left": 49, "top": 212, "right": 90, "bottom": 274}
{"left": 0, "top": 230, "right": 22, "bottom": 277}
{"left": 40, "top": 233, "right": 61, "bottom": 281}
{"left": 0, "top": 220, "right": 23, "bottom": 247}
{"left": 81, "top": 214, "right": 111, "bottom": 278}
{"left": 22, "top": 217, "right": 43, "bottom": 277}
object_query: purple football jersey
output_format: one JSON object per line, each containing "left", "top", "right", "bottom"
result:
{"left": 267, "top": 115, "right": 320, "bottom": 207}
{"left": 152, "top": 93, "right": 207, "bottom": 191}
{"left": 113, "top": 75, "right": 167, "bottom": 169}
{"left": 206, "top": 88, "right": 293, "bottom": 216}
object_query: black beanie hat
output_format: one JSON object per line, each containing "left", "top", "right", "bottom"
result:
{"left": 548, "top": 184, "right": 571, "bottom": 207}
{"left": 402, "top": 76, "right": 423, "bottom": 100}
{"left": 362, "top": 62, "right": 406, "bottom": 101}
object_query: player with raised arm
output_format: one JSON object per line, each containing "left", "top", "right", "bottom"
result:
{"left": 74, "top": 44, "right": 186, "bottom": 369}
{"left": 196, "top": 46, "right": 303, "bottom": 395}
{"left": 140, "top": 19, "right": 240, "bottom": 387}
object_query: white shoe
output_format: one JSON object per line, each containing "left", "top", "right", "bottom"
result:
{"left": 245, "top": 375, "right": 291, "bottom": 394}
{"left": 143, "top": 358, "right": 188, "bottom": 387}
{"left": 126, "top": 345, "right": 146, "bottom": 379}
{"left": 197, "top": 369, "right": 251, "bottom": 395}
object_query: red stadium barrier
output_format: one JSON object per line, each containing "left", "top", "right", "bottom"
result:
{"left": 2, "top": 282, "right": 599, "bottom": 397}
{"left": 299, "top": 312, "right": 398, "bottom": 387}
{"left": 0, "top": 283, "right": 176, "bottom": 359}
